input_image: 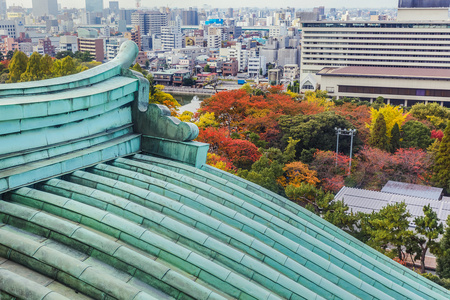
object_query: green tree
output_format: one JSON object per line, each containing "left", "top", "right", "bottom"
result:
{"left": 182, "top": 76, "right": 195, "bottom": 86}
{"left": 52, "top": 56, "right": 79, "bottom": 77}
{"left": 130, "top": 62, "right": 143, "bottom": 74}
{"left": 437, "top": 216, "right": 450, "bottom": 278}
{"left": 40, "top": 54, "right": 54, "bottom": 79}
{"left": 20, "top": 52, "right": 42, "bottom": 82}
{"left": 410, "top": 102, "right": 450, "bottom": 130}
{"left": 204, "top": 64, "right": 211, "bottom": 72}
{"left": 278, "top": 111, "right": 358, "bottom": 157}
{"left": 368, "top": 113, "right": 389, "bottom": 151}
{"left": 145, "top": 60, "right": 150, "bottom": 68}
{"left": 0, "top": 51, "right": 4, "bottom": 61}
{"left": 400, "top": 120, "right": 433, "bottom": 150}
{"left": 7, "top": 50, "right": 28, "bottom": 83}
{"left": 6, "top": 50, "right": 14, "bottom": 60}
{"left": 55, "top": 50, "right": 74, "bottom": 59}
{"left": 390, "top": 122, "right": 401, "bottom": 153}
{"left": 74, "top": 51, "right": 93, "bottom": 62}
{"left": 238, "top": 137, "right": 298, "bottom": 194}
{"left": 372, "top": 96, "right": 385, "bottom": 110}
{"left": 432, "top": 120, "right": 450, "bottom": 192}
{"left": 367, "top": 202, "right": 413, "bottom": 259}
{"left": 285, "top": 183, "right": 357, "bottom": 231}
{"left": 414, "top": 204, "right": 444, "bottom": 273}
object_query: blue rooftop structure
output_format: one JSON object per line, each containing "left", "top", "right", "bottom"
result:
{"left": 1, "top": 41, "right": 450, "bottom": 300}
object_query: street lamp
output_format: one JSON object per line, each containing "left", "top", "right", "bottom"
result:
{"left": 335, "top": 127, "right": 357, "bottom": 175}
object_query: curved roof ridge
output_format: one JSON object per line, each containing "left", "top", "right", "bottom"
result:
{"left": 0, "top": 228, "right": 159, "bottom": 300}
{"left": 198, "top": 164, "right": 450, "bottom": 298}
{"left": 7, "top": 187, "right": 286, "bottom": 300}
{"left": 109, "top": 157, "right": 439, "bottom": 300}
{"left": 59, "top": 167, "right": 372, "bottom": 300}
{"left": 0, "top": 200, "right": 227, "bottom": 300}
{"left": 132, "top": 154, "right": 449, "bottom": 298}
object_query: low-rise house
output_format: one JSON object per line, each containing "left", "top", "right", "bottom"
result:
{"left": 222, "top": 59, "right": 238, "bottom": 77}
{"left": 173, "top": 70, "right": 191, "bottom": 86}
{"left": 152, "top": 69, "right": 177, "bottom": 86}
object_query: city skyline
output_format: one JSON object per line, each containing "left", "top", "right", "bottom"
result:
{"left": 7, "top": 0, "right": 399, "bottom": 10}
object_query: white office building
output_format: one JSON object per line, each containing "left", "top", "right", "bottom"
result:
{"left": 248, "top": 56, "right": 266, "bottom": 78}
{"left": 207, "top": 34, "right": 221, "bottom": 49}
{"left": 300, "top": 5, "right": 450, "bottom": 89}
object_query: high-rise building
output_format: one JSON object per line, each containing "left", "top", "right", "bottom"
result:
{"left": 161, "top": 16, "right": 182, "bottom": 50}
{"left": 0, "top": 0, "right": 6, "bottom": 17}
{"left": 119, "top": 9, "right": 135, "bottom": 25}
{"left": 300, "top": 0, "right": 450, "bottom": 89}
{"left": 228, "top": 8, "right": 233, "bottom": 18}
{"left": 109, "top": 1, "right": 119, "bottom": 14}
{"left": 131, "top": 10, "right": 167, "bottom": 36}
{"left": 32, "top": 0, "right": 58, "bottom": 17}
{"left": 86, "top": 0, "right": 103, "bottom": 14}
{"left": 182, "top": 8, "right": 198, "bottom": 25}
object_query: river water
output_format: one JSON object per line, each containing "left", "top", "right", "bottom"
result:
{"left": 171, "top": 93, "right": 211, "bottom": 113}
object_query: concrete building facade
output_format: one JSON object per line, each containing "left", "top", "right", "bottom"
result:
{"left": 78, "top": 37, "right": 104, "bottom": 62}
{"left": 32, "top": 0, "right": 58, "bottom": 17}
{"left": 317, "top": 66, "right": 450, "bottom": 107}
{"left": 300, "top": 20, "right": 450, "bottom": 86}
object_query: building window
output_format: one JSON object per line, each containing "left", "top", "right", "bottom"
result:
{"left": 326, "top": 86, "right": 335, "bottom": 93}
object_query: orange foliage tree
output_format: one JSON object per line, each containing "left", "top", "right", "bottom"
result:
{"left": 278, "top": 161, "right": 320, "bottom": 188}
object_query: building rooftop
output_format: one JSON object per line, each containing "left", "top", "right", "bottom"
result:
{"left": 335, "top": 186, "right": 450, "bottom": 227}
{"left": 317, "top": 66, "right": 450, "bottom": 80}
{"left": 381, "top": 180, "right": 443, "bottom": 200}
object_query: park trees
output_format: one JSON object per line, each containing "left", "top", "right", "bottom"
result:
{"left": 52, "top": 56, "right": 87, "bottom": 77}
{"left": 20, "top": 52, "right": 42, "bottom": 82}
{"left": 7, "top": 50, "right": 28, "bottom": 83}
{"left": 390, "top": 123, "right": 401, "bottom": 153}
{"left": 368, "top": 113, "right": 389, "bottom": 151}
{"left": 366, "top": 202, "right": 413, "bottom": 259}
{"left": 432, "top": 121, "right": 450, "bottom": 192}
{"left": 278, "top": 111, "right": 358, "bottom": 158}
{"left": 414, "top": 204, "right": 444, "bottom": 273}
{"left": 437, "top": 216, "right": 450, "bottom": 278}
{"left": 400, "top": 121, "right": 433, "bottom": 150}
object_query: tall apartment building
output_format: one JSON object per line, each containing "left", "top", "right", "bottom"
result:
{"left": 300, "top": 1, "right": 450, "bottom": 87}
{"left": 131, "top": 11, "right": 167, "bottom": 36}
{"left": 182, "top": 8, "right": 198, "bottom": 26}
{"left": 207, "top": 35, "right": 220, "bottom": 48}
{"left": 78, "top": 37, "right": 104, "bottom": 62}
{"left": 248, "top": 56, "right": 266, "bottom": 77}
{"left": 86, "top": 0, "right": 103, "bottom": 14}
{"left": 109, "top": 1, "right": 119, "bottom": 15}
{"left": 0, "top": 0, "right": 6, "bottom": 17}
{"left": 32, "top": 0, "right": 58, "bottom": 17}
{"left": 161, "top": 25, "right": 182, "bottom": 51}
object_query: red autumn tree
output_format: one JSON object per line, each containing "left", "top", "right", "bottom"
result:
{"left": 309, "top": 150, "right": 350, "bottom": 192}
{"left": 392, "top": 148, "right": 432, "bottom": 184}
{"left": 223, "top": 139, "right": 261, "bottom": 170}
{"left": 431, "top": 129, "right": 444, "bottom": 141}
{"left": 197, "top": 127, "right": 231, "bottom": 155}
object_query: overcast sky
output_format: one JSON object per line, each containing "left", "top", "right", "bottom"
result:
{"left": 7, "top": 0, "right": 399, "bottom": 10}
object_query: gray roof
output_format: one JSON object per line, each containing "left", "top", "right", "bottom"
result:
{"left": 335, "top": 186, "right": 450, "bottom": 227}
{"left": 381, "top": 180, "right": 443, "bottom": 200}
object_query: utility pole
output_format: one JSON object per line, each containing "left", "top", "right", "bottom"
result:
{"left": 335, "top": 128, "right": 357, "bottom": 175}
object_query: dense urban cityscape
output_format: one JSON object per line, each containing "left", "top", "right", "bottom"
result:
{"left": 4, "top": 0, "right": 450, "bottom": 299}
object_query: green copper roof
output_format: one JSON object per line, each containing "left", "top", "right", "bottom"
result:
{"left": 0, "top": 41, "right": 449, "bottom": 299}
